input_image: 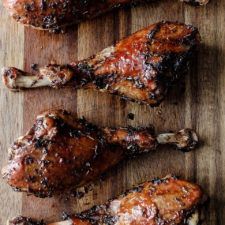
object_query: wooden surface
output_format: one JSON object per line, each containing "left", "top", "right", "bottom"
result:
{"left": 0, "top": 0, "right": 225, "bottom": 224}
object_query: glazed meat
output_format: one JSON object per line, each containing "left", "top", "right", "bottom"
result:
{"left": 3, "top": 0, "right": 209, "bottom": 30}
{"left": 2, "top": 21, "right": 200, "bottom": 107}
{"left": 8, "top": 176, "right": 205, "bottom": 225}
{"left": 2, "top": 110, "right": 198, "bottom": 197}
{"left": 182, "top": 0, "right": 209, "bottom": 5}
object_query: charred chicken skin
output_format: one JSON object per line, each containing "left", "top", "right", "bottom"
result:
{"left": 2, "top": 110, "right": 198, "bottom": 197}
{"left": 2, "top": 21, "right": 200, "bottom": 107}
{"left": 8, "top": 176, "right": 204, "bottom": 225}
{"left": 3, "top": 0, "right": 209, "bottom": 30}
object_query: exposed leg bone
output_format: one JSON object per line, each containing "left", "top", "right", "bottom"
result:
{"left": 156, "top": 128, "right": 198, "bottom": 151}
{"left": 2, "top": 65, "right": 74, "bottom": 90}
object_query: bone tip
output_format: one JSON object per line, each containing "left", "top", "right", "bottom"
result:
{"left": 1, "top": 67, "right": 19, "bottom": 90}
{"left": 197, "top": 0, "right": 209, "bottom": 5}
{"left": 176, "top": 128, "right": 199, "bottom": 151}
{"left": 1, "top": 165, "right": 8, "bottom": 178}
{"left": 187, "top": 210, "right": 199, "bottom": 225}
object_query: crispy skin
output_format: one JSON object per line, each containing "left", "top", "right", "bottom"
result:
{"left": 182, "top": 0, "right": 209, "bottom": 5}
{"left": 2, "top": 110, "right": 198, "bottom": 197}
{"left": 8, "top": 217, "right": 45, "bottom": 225}
{"left": 8, "top": 176, "right": 204, "bottom": 225}
{"left": 3, "top": 0, "right": 209, "bottom": 30}
{"left": 2, "top": 21, "right": 200, "bottom": 106}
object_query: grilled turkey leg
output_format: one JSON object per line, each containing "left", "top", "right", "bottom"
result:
{"left": 2, "top": 110, "right": 198, "bottom": 197}
{"left": 8, "top": 176, "right": 204, "bottom": 225}
{"left": 3, "top": 0, "right": 209, "bottom": 30}
{"left": 2, "top": 21, "right": 201, "bottom": 107}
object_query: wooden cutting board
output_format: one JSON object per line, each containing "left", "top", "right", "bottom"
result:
{"left": 0, "top": 0, "right": 225, "bottom": 224}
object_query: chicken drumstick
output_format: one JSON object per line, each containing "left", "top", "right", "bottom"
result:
{"left": 2, "top": 110, "right": 198, "bottom": 197}
{"left": 3, "top": 0, "right": 209, "bottom": 31}
{"left": 2, "top": 21, "right": 200, "bottom": 107}
{"left": 8, "top": 176, "right": 204, "bottom": 225}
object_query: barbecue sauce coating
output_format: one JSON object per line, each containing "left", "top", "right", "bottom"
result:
{"left": 42, "top": 21, "right": 200, "bottom": 106}
{"left": 2, "top": 21, "right": 200, "bottom": 106}
{"left": 74, "top": 176, "right": 203, "bottom": 224}
{"left": 3, "top": 0, "right": 209, "bottom": 30}
{"left": 9, "top": 176, "right": 204, "bottom": 225}
{"left": 2, "top": 110, "right": 158, "bottom": 197}
{"left": 9, "top": 217, "right": 45, "bottom": 225}
{"left": 3, "top": 0, "right": 143, "bottom": 30}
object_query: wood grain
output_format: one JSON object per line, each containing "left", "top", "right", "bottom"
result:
{"left": 0, "top": 3, "right": 24, "bottom": 225}
{"left": 0, "top": 0, "right": 225, "bottom": 224}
